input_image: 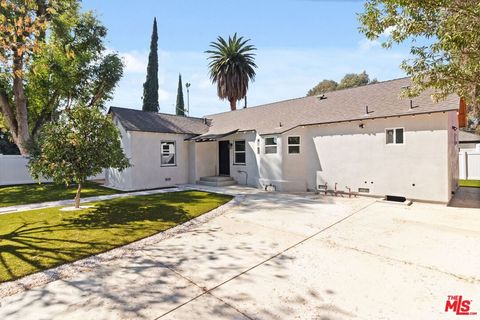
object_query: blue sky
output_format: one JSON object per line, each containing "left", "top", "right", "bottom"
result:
{"left": 82, "top": 0, "right": 410, "bottom": 117}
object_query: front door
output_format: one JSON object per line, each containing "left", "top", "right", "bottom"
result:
{"left": 218, "top": 141, "right": 230, "bottom": 176}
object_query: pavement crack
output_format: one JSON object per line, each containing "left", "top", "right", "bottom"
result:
{"left": 152, "top": 200, "right": 376, "bottom": 319}
{"left": 320, "top": 239, "right": 479, "bottom": 284}
{"left": 147, "top": 255, "right": 254, "bottom": 320}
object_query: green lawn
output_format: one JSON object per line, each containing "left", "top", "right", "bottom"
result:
{"left": 0, "top": 181, "right": 123, "bottom": 208}
{"left": 459, "top": 179, "right": 480, "bottom": 188}
{"left": 0, "top": 190, "right": 232, "bottom": 282}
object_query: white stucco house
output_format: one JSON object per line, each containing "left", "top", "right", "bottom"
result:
{"left": 106, "top": 77, "right": 461, "bottom": 203}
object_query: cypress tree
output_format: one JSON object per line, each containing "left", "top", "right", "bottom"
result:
{"left": 176, "top": 74, "right": 185, "bottom": 116}
{"left": 142, "top": 18, "right": 159, "bottom": 112}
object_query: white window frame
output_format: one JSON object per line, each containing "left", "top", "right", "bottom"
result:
{"left": 287, "top": 136, "right": 301, "bottom": 154}
{"left": 160, "top": 141, "right": 176, "bottom": 166}
{"left": 233, "top": 140, "right": 246, "bottom": 165}
{"left": 385, "top": 127, "right": 404, "bottom": 145}
{"left": 264, "top": 136, "right": 278, "bottom": 154}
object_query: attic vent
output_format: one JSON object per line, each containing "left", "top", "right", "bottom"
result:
{"left": 409, "top": 100, "right": 419, "bottom": 110}
{"left": 316, "top": 94, "right": 327, "bottom": 100}
{"left": 364, "top": 105, "right": 374, "bottom": 116}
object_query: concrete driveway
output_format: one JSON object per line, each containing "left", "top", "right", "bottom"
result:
{"left": 1, "top": 188, "right": 479, "bottom": 320}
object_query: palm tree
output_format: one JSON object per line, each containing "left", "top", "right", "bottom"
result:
{"left": 206, "top": 33, "right": 257, "bottom": 111}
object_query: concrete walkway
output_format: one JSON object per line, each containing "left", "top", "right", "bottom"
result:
{"left": 0, "top": 186, "right": 479, "bottom": 319}
{"left": 449, "top": 186, "right": 480, "bottom": 208}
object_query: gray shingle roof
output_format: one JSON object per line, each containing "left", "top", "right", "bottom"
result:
{"left": 110, "top": 78, "right": 460, "bottom": 138}
{"left": 204, "top": 77, "right": 459, "bottom": 135}
{"left": 109, "top": 107, "right": 209, "bottom": 135}
{"left": 459, "top": 130, "right": 480, "bottom": 143}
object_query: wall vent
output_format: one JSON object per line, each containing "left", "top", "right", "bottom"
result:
{"left": 358, "top": 188, "right": 370, "bottom": 193}
{"left": 386, "top": 195, "right": 406, "bottom": 202}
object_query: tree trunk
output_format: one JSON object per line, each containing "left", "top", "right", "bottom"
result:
{"left": 0, "top": 92, "right": 30, "bottom": 155}
{"left": 472, "top": 85, "right": 480, "bottom": 117}
{"left": 74, "top": 183, "right": 82, "bottom": 208}
{"left": 229, "top": 98, "right": 236, "bottom": 111}
{"left": 8, "top": 55, "right": 31, "bottom": 155}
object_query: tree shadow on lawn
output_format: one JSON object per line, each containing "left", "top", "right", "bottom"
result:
{"left": 0, "top": 191, "right": 230, "bottom": 282}
{"left": 67, "top": 196, "right": 191, "bottom": 228}
{"left": 0, "top": 181, "right": 119, "bottom": 208}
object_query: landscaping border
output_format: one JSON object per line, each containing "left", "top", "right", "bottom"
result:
{"left": 0, "top": 194, "right": 244, "bottom": 298}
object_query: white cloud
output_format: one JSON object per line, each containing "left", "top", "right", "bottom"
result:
{"left": 358, "top": 38, "right": 381, "bottom": 51}
{"left": 109, "top": 40, "right": 409, "bottom": 116}
{"left": 381, "top": 26, "right": 396, "bottom": 38}
{"left": 120, "top": 51, "right": 147, "bottom": 73}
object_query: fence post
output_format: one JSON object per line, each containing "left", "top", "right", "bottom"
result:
{"left": 465, "top": 151, "right": 469, "bottom": 180}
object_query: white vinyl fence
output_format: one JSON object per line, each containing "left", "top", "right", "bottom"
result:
{"left": 0, "top": 155, "right": 105, "bottom": 186}
{"left": 459, "top": 146, "right": 480, "bottom": 180}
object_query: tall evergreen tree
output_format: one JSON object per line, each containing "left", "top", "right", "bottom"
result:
{"left": 142, "top": 17, "right": 159, "bottom": 112}
{"left": 176, "top": 74, "right": 185, "bottom": 116}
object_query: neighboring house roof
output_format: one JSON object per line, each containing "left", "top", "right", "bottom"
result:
{"left": 203, "top": 77, "right": 459, "bottom": 136}
{"left": 109, "top": 107, "right": 209, "bottom": 135}
{"left": 459, "top": 130, "right": 480, "bottom": 143}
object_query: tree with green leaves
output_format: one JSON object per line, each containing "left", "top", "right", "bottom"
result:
{"left": 176, "top": 74, "right": 185, "bottom": 116}
{"left": 142, "top": 17, "right": 159, "bottom": 112}
{"left": 0, "top": 129, "right": 20, "bottom": 155}
{"left": 0, "top": 0, "right": 123, "bottom": 155}
{"left": 28, "top": 106, "right": 130, "bottom": 208}
{"left": 359, "top": 0, "right": 480, "bottom": 120}
{"left": 0, "top": 114, "right": 19, "bottom": 154}
{"left": 206, "top": 33, "right": 257, "bottom": 111}
{"left": 307, "top": 71, "right": 377, "bottom": 96}
{"left": 307, "top": 80, "right": 338, "bottom": 96}
{"left": 338, "top": 71, "right": 376, "bottom": 90}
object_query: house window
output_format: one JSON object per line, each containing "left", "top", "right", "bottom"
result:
{"left": 264, "top": 137, "right": 277, "bottom": 154}
{"left": 161, "top": 141, "right": 176, "bottom": 166}
{"left": 234, "top": 140, "right": 246, "bottom": 164}
{"left": 288, "top": 136, "right": 300, "bottom": 154}
{"left": 386, "top": 128, "right": 404, "bottom": 145}
{"left": 257, "top": 139, "right": 260, "bottom": 155}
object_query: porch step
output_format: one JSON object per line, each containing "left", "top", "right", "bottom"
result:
{"left": 198, "top": 176, "right": 237, "bottom": 187}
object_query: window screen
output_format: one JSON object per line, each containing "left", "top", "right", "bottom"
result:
{"left": 288, "top": 136, "right": 300, "bottom": 154}
{"left": 234, "top": 140, "right": 246, "bottom": 164}
{"left": 265, "top": 137, "right": 277, "bottom": 154}
{"left": 161, "top": 141, "right": 176, "bottom": 166}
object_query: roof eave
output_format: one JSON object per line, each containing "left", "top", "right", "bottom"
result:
{"left": 276, "top": 108, "right": 459, "bottom": 135}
